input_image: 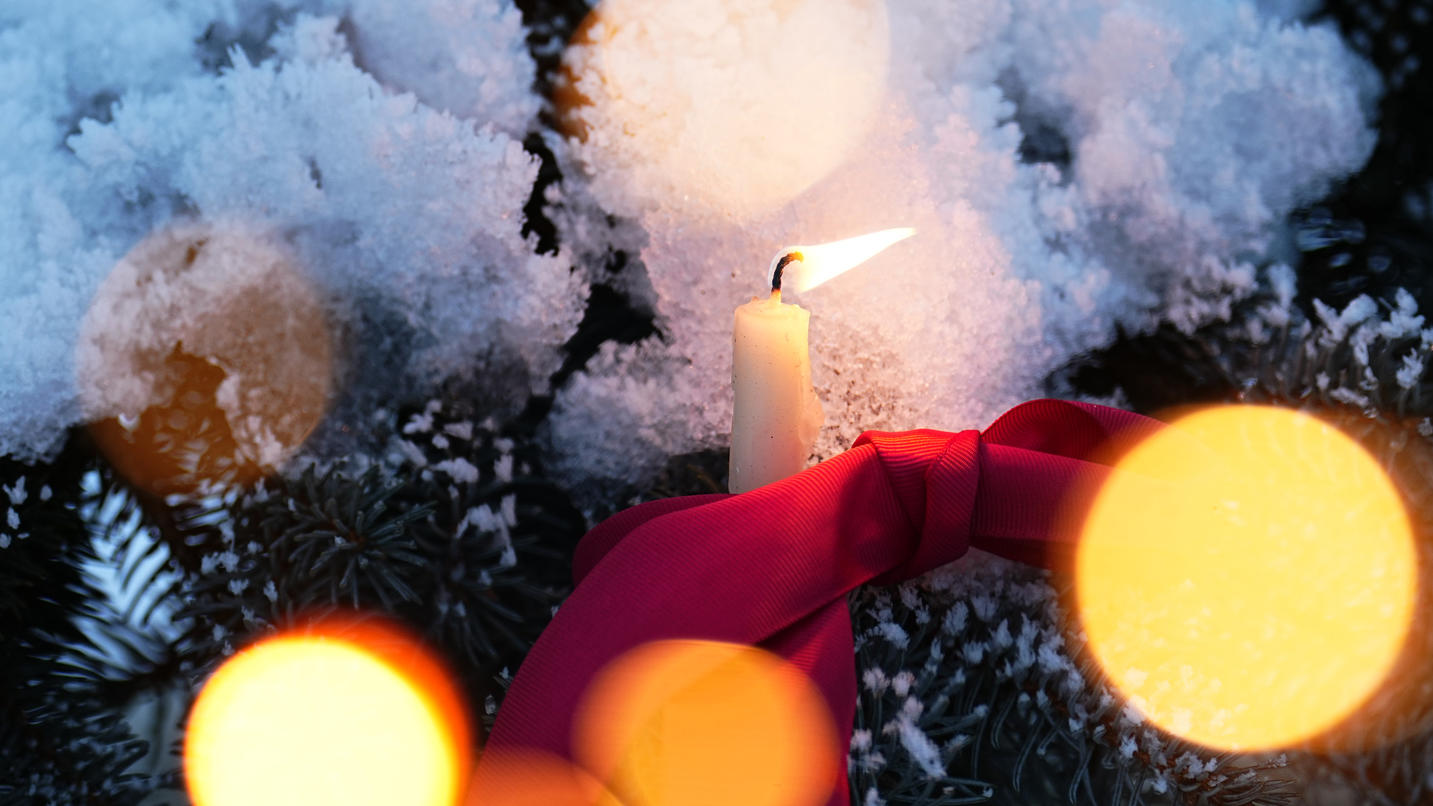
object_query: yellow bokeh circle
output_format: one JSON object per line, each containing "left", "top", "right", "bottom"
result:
{"left": 1076, "top": 405, "right": 1417, "bottom": 751}
{"left": 574, "top": 639, "right": 838, "bottom": 806}
{"left": 186, "top": 621, "right": 469, "bottom": 806}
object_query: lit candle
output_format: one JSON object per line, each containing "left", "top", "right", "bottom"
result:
{"left": 729, "top": 229, "right": 915, "bottom": 493}
{"left": 729, "top": 254, "right": 824, "bottom": 494}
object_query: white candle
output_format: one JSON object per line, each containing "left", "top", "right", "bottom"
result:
{"left": 729, "top": 252, "right": 824, "bottom": 493}
{"left": 728, "top": 229, "right": 915, "bottom": 494}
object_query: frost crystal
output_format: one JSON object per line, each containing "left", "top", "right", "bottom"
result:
{"left": 896, "top": 716, "right": 945, "bottom": 778}
{"left": 2, "top": 478, "right": 25, "bottom": 506}
{"left": 434, "top": 458, "right": 480, "bottom": 484}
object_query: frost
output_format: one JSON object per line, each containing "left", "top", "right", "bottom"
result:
{"left": 942, "top": 602, "right": 969, "bottom": 636}
{"left": 395, "top": 440, "right": 429, "bottom": 468}
{"left": 1382, "top": 288, "right": 1425, "bottom": 338}
{"left": 851, "top": 729, "right": 873, "bottom": 752}
{"left": 875, "top": 622, "right": 910, "bottom": 649}
{"left": 443, "top": 421, "right": 473, "bottom": 441}
{"left": 1268, "top": 263, "right": 1299, "bottom": 308}
{"left": 990, "top": 619, "right": 1012, "bottom": 650}
{"left": 960, "top": 641, "right": 987, "bottom": 665}
{"left": 862, "top": 668, "right": 889, "bottom": 694}
{"left": 1121, "top": 701, "right": 1148, "bottom": 726}
{"left": 1329, "top": 387, "right": 1371, "bottom": 408}
{"left": 404, "top": 401, "right": 441, "bottom": 435}
{"left": 464, "top": 505, "right": 501, "bottom": 534}
{"left": 434, "top": 458, "right": 480, "bottom": 484}
{"left": 2, "top": 477, "right": 25, "bottom": 505}
{"left": 498, "top": 544, "right": 518, "bottom": 568}
{"left": 494, "top": 453, "right": 514, "bottom": 483}
{"left": 891, "top": 671, "right": 915, "bottom": 698}
{"left": 896, "top": 716, "right": 945, "bottom": 778}
{"left": 1397, "top": 351, "right": 1426, "bottom": 390}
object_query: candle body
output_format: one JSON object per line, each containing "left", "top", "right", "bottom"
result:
{"left": 730, "top": 293, "right": 824, "bottom": 493}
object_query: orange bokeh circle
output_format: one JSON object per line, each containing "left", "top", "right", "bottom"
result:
{"left": 185, "top": 617, "right": 471, "bottom": 806}
{"left": 574, "top": 639, "right": 838, "bottom": 806}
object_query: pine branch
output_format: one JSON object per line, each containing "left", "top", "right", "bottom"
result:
{"left": 0, "top": 438, "right": 175, "bottom": 804}
{"left": 848, "top": 562, "right": 1300, "bottom": 806}
{"left": 173, "top": 398, "right": 585, "bottom": 717}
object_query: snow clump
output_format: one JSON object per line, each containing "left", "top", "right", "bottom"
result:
{"left": 0, "top": 1, "right": 581, "bottom": 462}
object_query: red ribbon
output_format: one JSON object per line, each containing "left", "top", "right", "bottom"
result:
{"left": 487, "top": 399, "right": 1163, "bottom": 804}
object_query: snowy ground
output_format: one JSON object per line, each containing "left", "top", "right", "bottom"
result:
{"left": 0, "top": 0, "right": 1387, "bottom": 495}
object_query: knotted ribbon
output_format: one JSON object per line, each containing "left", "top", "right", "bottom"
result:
{"left": 487, "top": 399, "right": 1163, "bottom": 804}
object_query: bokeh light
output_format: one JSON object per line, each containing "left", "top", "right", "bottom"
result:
{"left": 1076, "top": 405, "right": 1417, "bottom": 751}
{"left": 77, "top": 219, "right": 332, "bottom": 495}
{"left": 574, "top": 639, "right": 838, "bottom": 806}
{"left": 185, "top": 619, "right": 471, "bottom": 806}
{"left": 558, "top": 0, "right": 891, "bottom": 219}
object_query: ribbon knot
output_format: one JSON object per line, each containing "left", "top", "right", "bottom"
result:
{"left": 855, "top": 428, "right": 981, "bottom": 585}
{"left": 486, "top": 400, "right": 1161, "bottom": 805}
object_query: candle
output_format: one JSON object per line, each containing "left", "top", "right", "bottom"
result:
{"left": 729, "top": 228, "right": 915, "bottom": 493}
{"left": 729, "top": 254, "right": 824, "bottom": 493}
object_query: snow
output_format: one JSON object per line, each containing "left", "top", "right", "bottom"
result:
{"left": 325, "top": 0, "right": 538, "bottom": 132}
{"left": 896, "top": 714, "right": 946, "bottom": 778}
{"left": 0, "top": 0, "right": 1386, "bottom": 502}
{"left": 546, "top": 0, "right": 1380, "bottom": 491}
{"left": 1, "top": 2, "right": 582, "bottom": 461}
{"left": 3, "top": 477, "right": 26, "bottom": 505}
{"left": 433, "top": 457, "right": 480, "bottom": 483}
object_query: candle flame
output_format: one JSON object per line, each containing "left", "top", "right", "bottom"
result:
{"left": 770, "top": 228, "right": 915, "bottom": 293}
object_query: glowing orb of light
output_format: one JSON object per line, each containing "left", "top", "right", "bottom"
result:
{"left": 574, "top": 640, "right": 838, "bottom": 806}
{"left": 1076, "top": 405, "right": 1417, "bottom": 751}
{"left": 185, "top": 621, "right": 470, "bottom": 806}
{"left": 77, "top": 220, "right": 332, "bottom": 495}
{"left": 558, "top": 0, "right": 891, "bottom": 219}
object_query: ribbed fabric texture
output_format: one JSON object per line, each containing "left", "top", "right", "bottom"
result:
{"left": 486, "top": 399, "right": 1162, "bottom": 805}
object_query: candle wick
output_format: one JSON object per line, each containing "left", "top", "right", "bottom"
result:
{"left": 771, "top": 251, "right": 804, "bottom": 292}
